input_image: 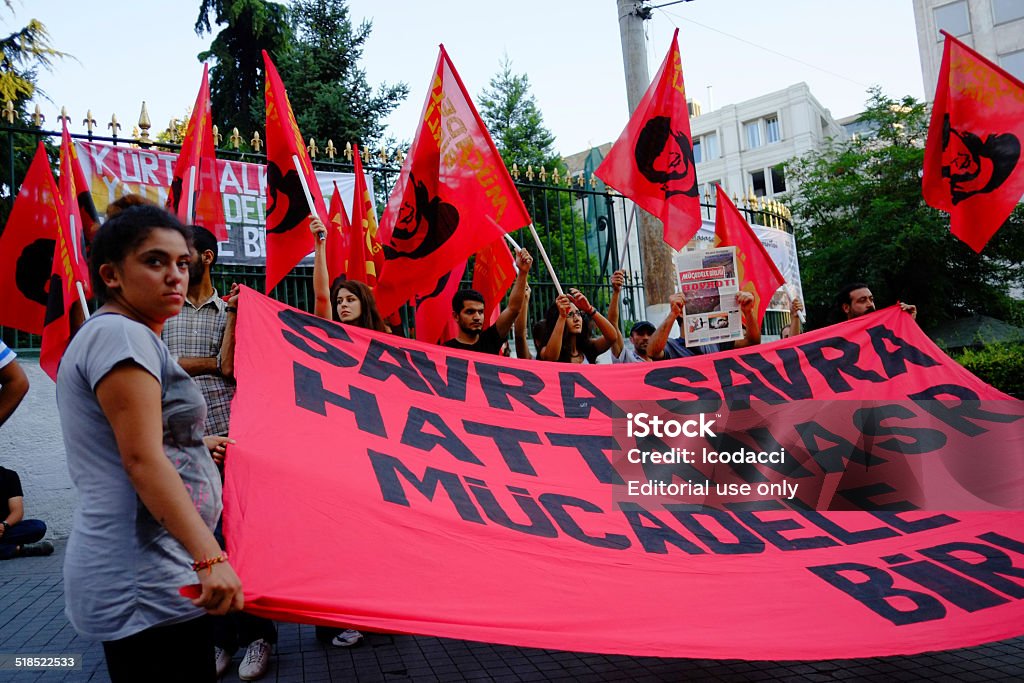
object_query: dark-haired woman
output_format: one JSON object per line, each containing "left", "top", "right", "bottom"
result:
{"left": 56, "top": 205, "right": 242, "bottom": 682}
{"left": 304, "top": 216, "right": 374, "bottom": 648}
{"left": 538, "top": 288, "right": 618, "bottom": 363}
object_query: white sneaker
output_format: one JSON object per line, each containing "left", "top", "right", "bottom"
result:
{"left": 331, "top": 629, "right": 364, "bottom": 647}
{"left": 214, "top": 646, "right": 231, "bottom": 678}
{"left": 237, "top": 638, "right": 271, "bottom": 680}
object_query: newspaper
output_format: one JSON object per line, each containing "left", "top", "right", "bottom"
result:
{"left": 675, "top": 246, "right": 742, "bottom": 347}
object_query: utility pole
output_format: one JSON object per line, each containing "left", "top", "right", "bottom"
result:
{"left": 616, "top": 0, "right": 677, "bottom": 311}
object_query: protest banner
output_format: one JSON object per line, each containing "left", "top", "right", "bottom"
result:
{"left": 675, "top": 246, "right": 742, "bottom": 346}
{"left": 225, "top": 286, "right": 1024, "bottom": 659}
{"left": 72, "top": 140, "right": 366, "bottom": 266}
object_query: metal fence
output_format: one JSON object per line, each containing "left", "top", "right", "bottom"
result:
{"left": 0, "top": 120, "right": 794, "bottom": 352}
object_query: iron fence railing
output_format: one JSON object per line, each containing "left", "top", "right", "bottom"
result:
{"left": 0, "top": 123, "right": 795, "bottom": 352}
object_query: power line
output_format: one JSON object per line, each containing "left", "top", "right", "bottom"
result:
{"left": 655, "top": 7, "right": 872, "bottom": 89}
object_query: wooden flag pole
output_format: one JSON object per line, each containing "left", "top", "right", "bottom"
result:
{"left": 68, "top": 215, "right": 90, "bottom": 319}
{"left": 527, "top": 222, "right": 563, "bottom": 296}
{"left": 292, "top": 154, "right": 325, "bottom": 242}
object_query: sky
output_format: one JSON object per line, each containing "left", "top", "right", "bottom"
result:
{"left": 22, "top": 1, "right": 926, "bottom": 158}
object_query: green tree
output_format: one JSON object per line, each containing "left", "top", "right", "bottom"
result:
{"left": 279, "top": 0, "right": 407, "bottom": 150}
{"left": 195, "top": 0, "right": 293, "bottom": 140}
{"left": 0, "top": 8, "right": 66, "bottom": 223}
{"left": 479, "top": 58, "right": 560, "bottom": 172}
{"left": 475, "top": 58, "right": 600, "bottom": 310}
{"left": 785, "top": 88, "right": 1024, "bottom": 329}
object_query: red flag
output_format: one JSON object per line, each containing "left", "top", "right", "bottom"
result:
{"left": 61, "top": 127, "right": 99, "bottom": 245}
{"left": 375, "top": 46, "right": 531, "bottom": 316}
{"left": 167, "top": 64, "right": 227, "bottom": 241}
{"left": 263, "top": 49, "right": 329, "bottom": 293}
{"left": 59, "top": 122, "right": 92, "bottom": 298}
{"left": 350, "top": 145, "right": 384, "bottom": 288}
{"left": 713, "top": 185, "right": 784, "bottom": 327}
{"left": 414, "top": 262, "right": 465, "bottom": 344}
{"left": 594, "top": 29, "right": 701, "bottom": 250}
{"left": 41, "top": 157, "right": 91, "bottom": 381}
{"left": 325, "top": 182, "right": 351, "bottom": 285}
{"left": 471, "top": 239, "right": 516, "bottom": 326}
{"left": 0, "top": 143, "right": 61, "bottom": 334}
{"left": 923, "top": 32, "right": 1024, "bottom": 253}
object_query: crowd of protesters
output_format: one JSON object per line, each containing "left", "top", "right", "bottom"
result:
{"left": 0, "top": 193, "right": 919, "bottom": 682}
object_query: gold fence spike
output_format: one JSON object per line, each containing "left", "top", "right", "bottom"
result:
{"left": 250, "top": 130, "right": 263, "bottom": 152}
{"left": 307, "top": 137, "right": 318, "bottom": 159}
{"left": 361, "top": 146, "right": 370, "bottom": 164}
{"left": 58, "top": 106, "right": 70, "bottom": 125}
{"left": 511, "top": 163, "right": 519, "bottom": 180}
{"left": 229, "top": 127, "right": 242, "bottom": 150}
{"left": 326, "top": 139, "right": 336, "bottom": 160}
{"left": 132, "top": 125, "right": 140, "bottom": 139}
{"left": 108, "top": 113, "right": 121, "bottom": 137}
{"left": 396, "top": 148, "right": 406, "bottom": 165}
{"left": 577, "top": 172, "right": 584, "bottom": 188}
{"left": 2, "top": 101, "right": 15, "bottom": 125}
{"left": 551, "top": 167, "right": 560, "bottom": 185}
{"left": 344, "top": 141, "right": 353, "bottom": 161}
{"left": 137, "top": 102, "right": 151, "bottom": 142}
{"left": 212, "top": 124, "right": 222, "bottom": 147}
{"left": 379, "top": 147, "right": 388, "bottom": 164}
{"left": 526, "top": 164, "right": 534, "bottom": 181}
{"left": 82, "top": 110, "right": 96, "bottom": 135}
{"left": 166, "top": 118, "right": 179, "bottom": 143}
{"left": 32, "top": 104, "right": 44, "bottom": 128}
{"left": 538, "top": 166, "right": 548, "bottom": 183}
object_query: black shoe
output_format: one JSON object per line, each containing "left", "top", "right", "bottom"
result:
{"left": 20, "top": 541, "right": 54, "bottom": 557}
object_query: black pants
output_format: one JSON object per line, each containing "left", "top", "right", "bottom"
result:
{"left": 211, "top": 611, "right": 278, "bottom": 653}
{"left": 102, "top": 615, "right": 214, "bottom": 683}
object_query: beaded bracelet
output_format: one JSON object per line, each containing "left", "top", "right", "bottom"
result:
{"left": 191, "top": 552, "right": 229, "bottom": 574}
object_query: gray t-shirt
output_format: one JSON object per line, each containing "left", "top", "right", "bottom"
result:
{"left": 56, "top": 313, "right": 222, "bottom": 641}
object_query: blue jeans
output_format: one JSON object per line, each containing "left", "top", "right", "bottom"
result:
{"left": 0, "top": 519, "right": 46, "bottom": 559}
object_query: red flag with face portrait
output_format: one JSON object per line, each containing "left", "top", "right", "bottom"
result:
{"left": 713, "top": 185, "right": 784, "bottom": 327}
{"left": 263, "top": 50, "right": 329, "bottom": 293}
{"left": 167, "top": 64, "right": 227, "bottom": 241}
{"left": 350, "top": 145, "right": 384, "bottom": 288}
{"left": 923, "top": 32, "right": 1024, "bottom": 253}
{"left": 325, "top": 182, "right": 351, "bottom": 285}
{"left": 471, "top": 239, "right": 516, "bottom": 326}
{"left": 0, "top": 143, "right": 61, "bottom": 334}
{"left": 375, "top": 46, "right": 530, "bottom": 317}
{"left": 595, "top": 29, "right": 701, "bottom": 250}
{"left": 414, "top": 263, "right": 465, "bottom": 344}
{"left": 61, "top": 126, "right": 100, "bottom": 245}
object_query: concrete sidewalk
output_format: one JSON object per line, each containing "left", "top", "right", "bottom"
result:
{"left": 1, "top": 542, "right": 1022, "bottom": 682}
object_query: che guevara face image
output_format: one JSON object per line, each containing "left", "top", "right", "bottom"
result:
{"left": 634, "top": 115, "right": 698, "bottom": 198}
{"left": 941, "top": 114, "right": 1021, "bottom": 205}
{"left": 383, "top": 172, "right": 459, "bottom": 261}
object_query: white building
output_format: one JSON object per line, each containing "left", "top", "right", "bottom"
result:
{"left": 687, "top": 82, "right": 847, "bottom": 201}
{"left": 913, "top": 0, "right": 1024, "bottom": 99}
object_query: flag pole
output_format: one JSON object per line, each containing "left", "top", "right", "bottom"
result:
{"left": 503, "top": 232, "right": 521, "bottom": 252}
{"left": 526, "top": 222, "right": 563, "bottom": 296}
{"left": 617, "top": 204, "right": 638, "bottom": 271}
{"left": 186, "top": 165, "right": 197, "bottom": 225}
{"left": 68, "top": 215, "right": 90, "bottom": 320}
{"left": 292, "top": 154, "right": 325, "bottom": 242}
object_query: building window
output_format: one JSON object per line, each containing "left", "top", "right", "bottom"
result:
{"left": 770, "top": 164, "right": 787, "bottom": 194}
{"left": 1000, "top": 49, "right": 1024, "bottom": 81}
{"left": 693, "top": 132, "right": 719, "bottom": 163}
{"left": 934, "top": 1, "right": 971, "bottom": 39}
{"left": 744, "top": 121, "right": 761, "bottom": 149}
{"left": 993, "top": 0, "right": 1024, "bottom": 24}
{"left": 765, "top": 116, "right": 781, "bottom": 144}
{"left": 750, "top": 170, "right": 767, "bottom": 197}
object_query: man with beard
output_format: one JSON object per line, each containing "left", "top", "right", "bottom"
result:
{"left": 160, "top": 225, "right": 277, "bottom": 680}
{"left": 837, "top": 283, "right": 917, "bottom": 321}
{"left": 443, "top": 248, "right": 533, "bottom": 354}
